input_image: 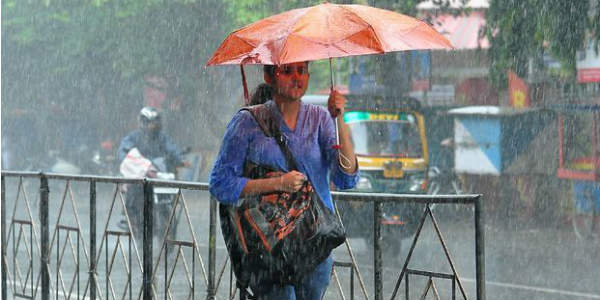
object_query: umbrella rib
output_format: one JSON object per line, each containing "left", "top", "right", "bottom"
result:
{"left": 284, "top": 31, "right": 382, "bottom": 57}
{"left": 280, "top": 23, "right": 385, "bottom": 61}
{"left": 338, "top": 5, "right": 386, "bottom": 52}
{"left": 402, "top": 23, "right": 452, "bottom": 50}
{"left": 278, "top": 4, "right": 377, "bottom": 62}
{"left": 235, "top": 7, "right": 312, "bottom": 65}
{"left": 341, "top": 5, "right": 451, "bottom": 51}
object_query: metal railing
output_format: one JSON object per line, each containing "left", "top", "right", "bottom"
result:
{"left": 1, "top": 171, "right": 485, "bottom": 300}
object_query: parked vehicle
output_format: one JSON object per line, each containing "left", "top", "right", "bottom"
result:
{"left": 90, "top": 139, "right": 118, "bottom": 176}
{"left": 304, "top": 94, "right": 427, "bottom": 256}
{"left": 45, "top": 139, "right": 118, "bottom": 176}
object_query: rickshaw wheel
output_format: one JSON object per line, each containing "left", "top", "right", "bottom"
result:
{"left": 571, "top": 181, "right": 599, "bottom": 241}
{"left": 572, "top": 212, "right": 597, "bottom": 240}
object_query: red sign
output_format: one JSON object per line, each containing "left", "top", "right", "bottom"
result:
{"left": 508, "top": 70, "right": 530, "bottom": 108}
{"left": 576, "top": 40, "right": 600, "bottom": 83}
{"left": 577, "top": 68, "right": 600, "bottom": 83}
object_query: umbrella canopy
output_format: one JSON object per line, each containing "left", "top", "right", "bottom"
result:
{"left": 206, "top": 2, "right": 453, "bottom": 66}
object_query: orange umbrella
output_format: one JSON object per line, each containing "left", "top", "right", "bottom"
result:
{"left": 207, "top": 2, "right": 452, "bottom": 153}
{"left": 206, "top": 2, "right": 452, "bottom": 66}
{"left": 206, "top": 2, "right": 452, "bottom": 103}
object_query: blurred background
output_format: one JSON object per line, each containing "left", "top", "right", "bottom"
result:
{"left": 3, "top": 1, "right": 600, "bottom": 299}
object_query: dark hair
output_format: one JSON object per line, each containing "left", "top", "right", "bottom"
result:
{"left": 249, "top": 83, "right": 272, "bottom": 105}
{"left": 248, "top": 65, "right": 276, "bottom": 105}
{"left": 248, "top": 63, "right": 309, "bottom": 106}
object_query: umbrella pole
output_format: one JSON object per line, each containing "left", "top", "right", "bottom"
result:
{"left": 329, "top": 58, "right": 340, "bottom": 146}
{"left": 330, "top": 58, "right": 352, "bottom": 169}
{"left": 240, "top": 65, "right": 250, "bottom": 105}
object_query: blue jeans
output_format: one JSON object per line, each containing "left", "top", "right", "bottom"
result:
{"left": 249, "top": 256, "right": 333, "bottom": 300}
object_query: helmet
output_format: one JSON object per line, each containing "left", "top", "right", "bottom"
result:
{"left": 139, "top": 107, "right": 161, "bottom": 135}
{"left": 139, "top": 106, "right": 160, "bottom": 122}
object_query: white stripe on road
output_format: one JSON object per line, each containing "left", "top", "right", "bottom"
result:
{"left": 8, "top": 270, "right": 600, "bottom": 299}
{"left": 461, "top": 277, "right": 600, "bottom": 299}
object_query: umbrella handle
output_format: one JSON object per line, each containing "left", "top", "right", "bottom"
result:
{"left": 240, "top": 65, "right": 249, "bottom": 105}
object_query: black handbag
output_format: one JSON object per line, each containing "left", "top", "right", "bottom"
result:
{"left": 218, "top": 104, "right": 346, "bottom": 292}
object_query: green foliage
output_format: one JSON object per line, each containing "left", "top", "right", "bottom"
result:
{"left": 1, "top": 0, "right": 464, "bottom": 154}
{"left": 484, "top": 0, "right": 598, "bottom": 87}
{"left": 2, "top": 0, "right": 232, "bottom": 144}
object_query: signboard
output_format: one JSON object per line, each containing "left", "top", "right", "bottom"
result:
{"left": 409, "top": 84, "right": 455, "bottom": 106}
{"left": 344, "top": 111, "right": 412, "bottom": 123}
{"left": 453, "top": 117, "right": 501, "bottom": 175}
{"left": 349, "top": 51, "right": 431, "bottom": 94}
{"left": 508, "top": 71, "right": 530, "bottom": 108}
{"left": 410, "top": 51, "right": 431, "bottom": 91}
{"left": 577, "top": 40, "right": 600, "bottom": 83}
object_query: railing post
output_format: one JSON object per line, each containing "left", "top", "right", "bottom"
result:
{"left": 143, "top": 180, "right": 154, "bottom": 300}
{"left": 40, "top": 174, "right": 50, "bottom": 300}
{"left": 474, "top": 195, "right": 486, "bottom": 300}
{"left": 90, "top": 180, "right": 97, "bottom": 300}
{"left": 373, "top": 201, "right": 383, "bottom": 300}
{"left": 207, "top": 196, "right": 217, "bottom": 300}
{"left": 2, "top": 175, "right": 6, "bottom": 300}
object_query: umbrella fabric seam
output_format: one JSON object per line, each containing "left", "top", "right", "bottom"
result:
{"left": 269, "top": 7, "right": 314, "bottom": 65}
{"left": 278, "top": 5, "right": 384, "bottom": 60}
{"left": 207, "top": 35, "right": 257, "bottom": 65}
{"left": 339, "top": 5, "right": 386, "bottom": 52}
{"left": 284, "top": 30, "right": 385, "bottom": 57}
{"left": 207, "top": 2, "right": 453, "bottom": 66}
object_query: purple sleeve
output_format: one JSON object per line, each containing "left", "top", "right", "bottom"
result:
{"left": 319, "top": 110, "right": 359, "bottom": 190}
{"left": 209, "top": 111, "right": 252, "bottom": 205}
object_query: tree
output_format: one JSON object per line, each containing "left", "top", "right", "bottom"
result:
{"left": 2, "top": 0, "right": 235, "bottom": 161}
{"left": 484, "top": 0, "right": 599, "bottom": 87}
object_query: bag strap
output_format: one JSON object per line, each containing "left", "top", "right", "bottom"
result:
{"left": 241, "top": 104, "right": 300, "bottom": 171}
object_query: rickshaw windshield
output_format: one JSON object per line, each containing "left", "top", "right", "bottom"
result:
{"left": 346, "top": 112, "right": 422, "bottom": 158}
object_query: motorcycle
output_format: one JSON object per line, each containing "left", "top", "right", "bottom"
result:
{"left": 427, "top": 166, "right": 464, "bottom": 195}
{"left": 90, "top": 139, "right": 118, "bottom": 176}
{"left": 148, "top": 156, "right": 180, "bottom": 245}
{"left": 118, "top": 149, "right": 181, "bottom": 246}
{"left": 427, "top": 166, "right": 473, "bottom": 218}
{"left": 46, "top": 139, "right": 118, "bottom": 176}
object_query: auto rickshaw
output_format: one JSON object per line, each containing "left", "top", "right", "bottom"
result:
{"left": 341, "top": 95, "right": 427, "bottom": 255}
{"left": 302, "top": 94, "right": 428, "bottom": 254}
{"left": 303, "top": 94, "right": 429, "bottom": 193}
{"left": 555, "top": 104, "right": 600, "bottom": 239}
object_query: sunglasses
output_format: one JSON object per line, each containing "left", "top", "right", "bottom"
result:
{"left": 275, "top": 65, "right": 308, "bottom": 76}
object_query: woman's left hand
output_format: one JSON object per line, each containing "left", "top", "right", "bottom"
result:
{"left": 328, "top": 89, "right": 346, "bottom": 118}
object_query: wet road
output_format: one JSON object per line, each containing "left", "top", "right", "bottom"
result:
{"left": 2, "top": 177, "right": 599, "bottom": 299}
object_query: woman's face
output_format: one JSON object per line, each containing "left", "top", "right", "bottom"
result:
{"left": 271, "top": 62, "right": 309, "bottom": 101}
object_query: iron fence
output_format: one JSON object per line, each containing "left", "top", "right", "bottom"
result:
{"left": 1, "top": 171, "right": 485, "bottom": 300}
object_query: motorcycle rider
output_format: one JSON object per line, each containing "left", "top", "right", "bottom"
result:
{"left": 117, "top": 106, "right": 189, "bottom": 236}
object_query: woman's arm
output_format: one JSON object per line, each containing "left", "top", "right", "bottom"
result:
{"left": 209, "top": 112, "right": 253, "bottom": 204}
{"left": 329, "top": 90, "right": 357, "bottom": 173}
{"left": 336, "top": 118, "right": 358, "bottom": 174}
{"left": 209, "top": 111, "right": 308, "bottom": 205}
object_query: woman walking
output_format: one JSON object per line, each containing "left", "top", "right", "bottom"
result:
{"left": 210, "top": 62, "right": 358, "bottom": 300}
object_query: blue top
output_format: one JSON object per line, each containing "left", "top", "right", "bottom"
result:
{"left": 209, "top": 100, "right": 359, "bottom": 211}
